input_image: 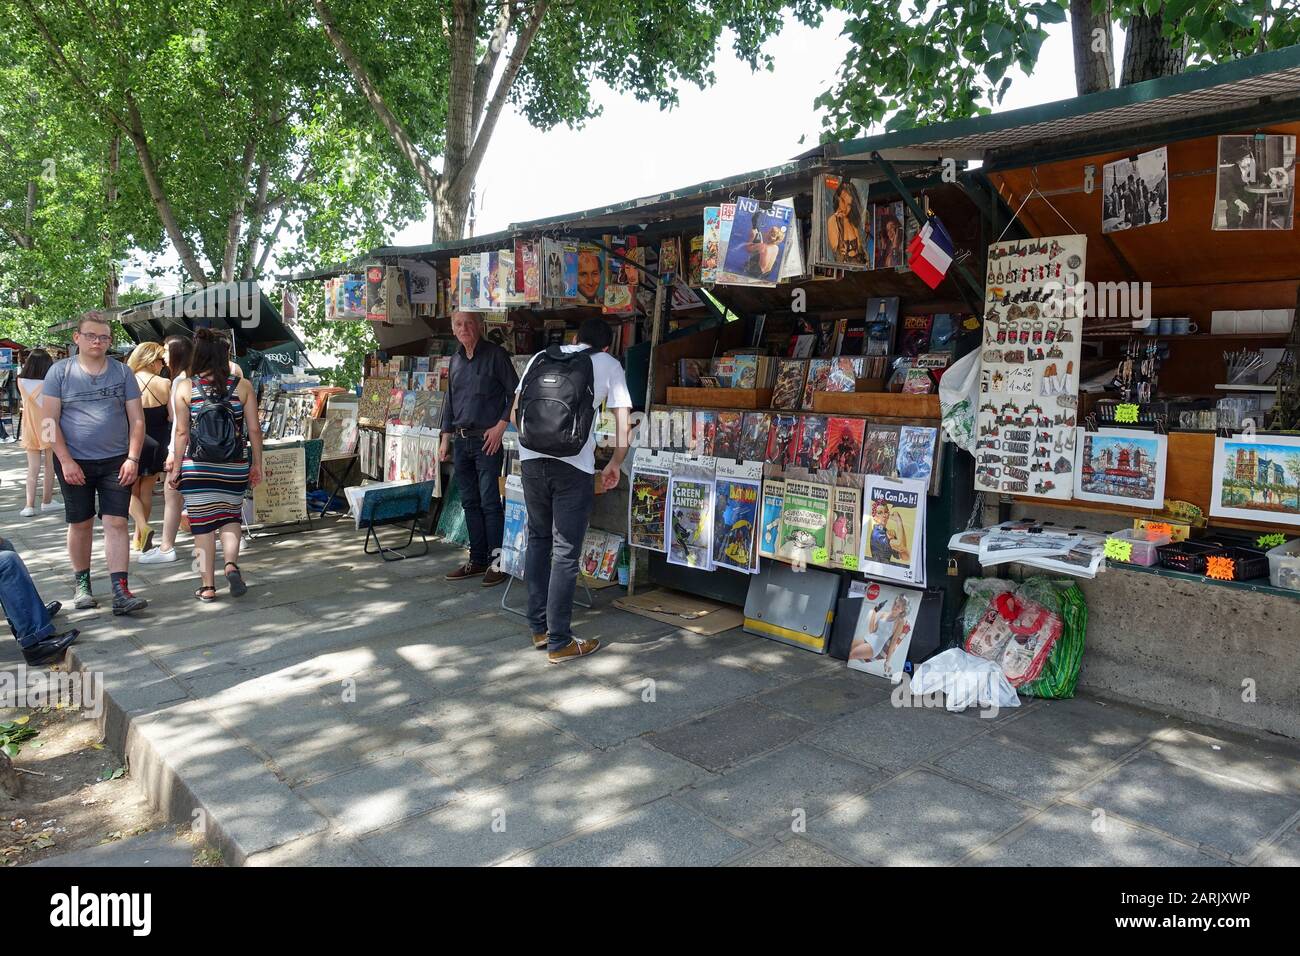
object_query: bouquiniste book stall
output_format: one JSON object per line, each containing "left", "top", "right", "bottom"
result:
{"left": 284, "top": 48, "right": 1300, "bottom": 732}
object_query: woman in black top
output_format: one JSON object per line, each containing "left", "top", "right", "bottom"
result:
{"left": 126, "top": 342, "right": 173, "bottom": 553}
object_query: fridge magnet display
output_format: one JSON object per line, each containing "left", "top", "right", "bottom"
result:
{"left": 1102, "top": 146, "right": 1169, "bottom": 234}
{"left": 712, "top": 458, "right": 763, "bottom": 573}
{"left": 860, "top": 476, "right": 927, "bottom": 585}
{"left": 1073, "top": 427, "right": 1168, "bottom": 508}
{"left": 1213, "top": 134, "right": 1295, "bottom": 231}
{"left": 1210, "top": 434, "right": 1300, "bottom": 527}
{"left": 975, "top": 232, "right": 1087, "bottom": 499}
{"left": 847, "top": 580, "right": 922, "bottom": 683}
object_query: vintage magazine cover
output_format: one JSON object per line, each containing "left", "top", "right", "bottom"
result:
{"left": 693, "top": 410, "right": 717, "bottom": 456}
{"left": 562, "top": 241, "right": 580, "bottom": 301}
{"left": 759, "top": 478, "right": 785, "bottom": 559}
{"left": 628, "top": 448, "right": 672, "bottom": 552}
{"left": 796, "top": 415, "right": 828, "bottom": 471}
{"left": 766, "top": 414, "right": 801, "bottom": 467}
{"left": 714, "top": 411, "right": 742, "bottom": 460}
{"left": 688, "top": 234, "right": 704, "bottom": 286}
{"left": 802, "top": 358, "right": 832, "bottom": 410}
{"left": 712, "top": 458, "right": 762, "bottom": 574}
{"left": 667, "top": 456, "right": 716, "bottom": 569}
{"left": 701, "top": 207, "right": 721, "bottom": 284}
{"left": 501, "top": 475, "right": 528, "bottom": 578}
{"left": 825, "top": 417, "right": 866, "bottom": 473}
{"left": 771, "top": 359, "right": 808, "bottom": 410}
{"left": 577, "top": 242, "right": 605, "bottom": 306}
{"left": 738, "top": 412, "right": 772, "bottom": 462}
{"left": 814, "top": 173, "right": 873, "bottom": 270}
{"left": 718, "top": 196, "right": 794, "bottom": 286}
{"left": 659, "top": 236, "right": 681, "bottom": 278}
{"left": 860, "top": 476, "right": 927, "bottom": 585}
{"left": 358, "top": 375, "right": 394, "bottom": 427}
{"left": 864, "top": 296, "right": 901, "bottom": 356}
{"left": 779, "top": 478, "right": 832, "bottom": 564}
{"left": 898, "top": 314, "right": 934, "bottom": 358}
{"left": 862, "top": 423, "right": 901, "bottom": 477}
{"left": 829, "top": 481, "right": 863, "bottom": 571}
{"left": 897, "top": 425, "right": 938, "bottom": 485}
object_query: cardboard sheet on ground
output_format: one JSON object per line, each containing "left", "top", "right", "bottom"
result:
{"left": 613, "top": 589, "right": 744, "bottom": 635}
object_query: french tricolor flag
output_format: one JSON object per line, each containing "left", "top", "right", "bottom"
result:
{"left": 908, "top": 216, "right": 954, "bottom": 290}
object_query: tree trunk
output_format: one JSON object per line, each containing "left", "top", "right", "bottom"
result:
{"left": 1120, "top": 12, "right": 1188, "bottom": 85}
{"left": 125, "top": 99, "right": 210, "bottom": 285}
{"left": 103, "top": 132, "right": 119, "bottom": 309}
{"left": 312, "top": 0, "right": 442, "bottom": 204}
{"left": 0, "top": 751, "right": 20, "bottom": 799}
{"left": 220, "top": 139, "right": 257, "bottom": 283}
{"left": 1070, "top": 0, "right": 1114, "bottom": 94}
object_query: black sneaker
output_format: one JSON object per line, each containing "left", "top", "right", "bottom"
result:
{"left": 45, "top": 600, "right": 62, "bottom": 619}
{"left": 112, "top": 588, "right": 149, "bottom": 616}
{"left": 21, "top": 629, "right": 80, "bottom": 666}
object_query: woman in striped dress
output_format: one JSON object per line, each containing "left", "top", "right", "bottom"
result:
{"left": 170, "top": 329, "right": 263, "bottom": 602}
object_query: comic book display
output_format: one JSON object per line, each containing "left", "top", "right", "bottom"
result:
{"left": 778, "top": 478, "right": 831, "bottom": 565}
{"left": 667, "top": 456, "right": 716, "bottom": 570}
{"left": 860, "top": 476, "right": 927, "bottom": 585}
{"left": 627, "top": 448, "right": 672, "bottom": 552}
{"left": 759, "top": 478, "right": 785, "bottom": 559}
{"left": 828, "top": 482, "right": 863, "bottom": 571}
{"left": 975, "top": 233, "right": 1087, "bottom": 499}
{"left": 712, "top": 458, "right": 763, "bottom": 573}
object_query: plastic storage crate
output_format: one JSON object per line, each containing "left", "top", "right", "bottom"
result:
{"left": 1105, "top": 528, "right": 1172, "bottom": 566}
{"left": 1266, "top": 538, "right": 1300, "bottom": 591}
{"left": 1202, "top": 546, "right": 1270, "bottom": 582}
{"left": 1156, "top": 539, "right": 1222, "bottom": 574}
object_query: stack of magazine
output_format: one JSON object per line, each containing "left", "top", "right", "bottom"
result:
{"left": 949, "top": 520, "right": 1107, "bottom": 578}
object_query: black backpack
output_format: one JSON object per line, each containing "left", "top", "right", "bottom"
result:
{"left": 517, "top": 346, "right": 596, "bottom": 458}
{"left": 188, "top": 378, "right": 244, "bottom": 463}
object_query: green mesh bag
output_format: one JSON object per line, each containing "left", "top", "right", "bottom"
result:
{"left": 435, "top": 478, "right": 470, "bottom": 548}
{"left": 1018, "top": 582, "right": 1088, "bottom": 699}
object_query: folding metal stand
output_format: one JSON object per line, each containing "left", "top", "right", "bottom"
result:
{"left": 363, "top": 515, "right": 429, "bottom": 561}
{"left": 499, "top": 574, "right": 593, "bottom": 619}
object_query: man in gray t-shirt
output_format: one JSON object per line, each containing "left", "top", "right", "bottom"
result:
{"left": 41, "top": 313, "right": 148, "bottom": 616}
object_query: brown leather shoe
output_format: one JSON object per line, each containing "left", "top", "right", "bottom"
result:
{"left": 547, "top": 637, "right": 601, "bottom": 664}
{"left": 481, "top": 568, "right": 507, "bottom": 587}
{"left": 531, "top": 632, "right": 548, "bottom": 650}
{"left": 445, "top": 562, "right": 488, "bottom": 581}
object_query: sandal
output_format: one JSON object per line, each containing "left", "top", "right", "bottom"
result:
{"left": 225, "top": 563, "right": 247, "bottom": 597}
{"left": 195, "top": 585, "right": 217, "bottom": 603}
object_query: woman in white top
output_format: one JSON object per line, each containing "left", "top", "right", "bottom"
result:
{"left": 16, "top": 349, "right": 60, "bottom": 516}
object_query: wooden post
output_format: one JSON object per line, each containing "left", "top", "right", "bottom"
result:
{"left": 627, "top": 277, "right": 669, "bottom": 597}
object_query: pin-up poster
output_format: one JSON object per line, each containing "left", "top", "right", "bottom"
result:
{"left": 975, "top": 233, "right": 1087, "bottom": 499}
{"left": 847, "top": 580, "right": 923, "bottom": 683}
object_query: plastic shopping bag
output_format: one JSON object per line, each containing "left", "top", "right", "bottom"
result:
{"left": 909, "top": 648, "right": 1020, "bottom": 712}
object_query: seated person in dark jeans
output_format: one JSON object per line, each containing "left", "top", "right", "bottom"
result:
{"left": 0, "top": 537, "right": 78, "bottom": 666}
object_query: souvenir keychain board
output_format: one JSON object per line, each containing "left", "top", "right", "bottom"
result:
{"left": 975, "top": 233, "right": 1087, "bottom": 499}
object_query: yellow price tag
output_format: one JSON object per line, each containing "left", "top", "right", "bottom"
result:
{"left": 1115, "top": 403, "right": 1139, "bottom": 424}
{"left": 841, "top": 555, "right": 859, "bottom": 571}
{"left": 1104, "top": 538, "right": 1133, "bottom": 562}
{"left": 812, "top": 547, "right": 830, "bottom": 565}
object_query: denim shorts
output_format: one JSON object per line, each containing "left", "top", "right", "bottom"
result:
{"left": 54, "top": 455, "right": 132, "bottom": 523}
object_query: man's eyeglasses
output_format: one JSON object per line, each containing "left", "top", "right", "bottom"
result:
{"left": 78, "top": 333, "right": 112, "bottom": 344}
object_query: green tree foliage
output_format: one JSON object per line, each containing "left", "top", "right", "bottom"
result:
{"left": 818, "top": 1, "right": 1300, "bottom": 138}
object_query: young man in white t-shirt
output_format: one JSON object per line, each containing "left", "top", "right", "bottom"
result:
{"left": 511, "top": 318, "right": 632, "bottom": 663}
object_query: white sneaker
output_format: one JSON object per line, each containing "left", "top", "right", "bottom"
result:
{"left": 41, "top": 501, "right": 61, "bottom": 513}
{"left": 139, "top": 547, "right": 179, "bottom": 564}
{"left": 19, "top": 506, "right": 37, "bottom": 517}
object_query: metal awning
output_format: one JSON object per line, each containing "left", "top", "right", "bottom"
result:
{"left": 803, "top": 43, "right": 1300, "bottom": 166}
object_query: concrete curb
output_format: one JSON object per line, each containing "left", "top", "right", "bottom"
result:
{"left": 69, "top": 643, "right": 328, "bottom": 866}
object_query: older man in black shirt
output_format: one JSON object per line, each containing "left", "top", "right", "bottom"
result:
{"left": 439, "top": 312, "right": 519, "bottom": 585}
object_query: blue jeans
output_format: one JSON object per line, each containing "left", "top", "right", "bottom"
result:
{"left": 0, "top": 550, "right": 55, "bottom": 648}
{"left": 521, "top": 458, "right": 595, "bottom": 650}
{"left": 452, "top": 435, "right": 504, "bottom": 567}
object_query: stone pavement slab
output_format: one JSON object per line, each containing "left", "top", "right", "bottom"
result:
{"left": 298, "top": 755, "right": 458, "bottom": 835}
{"left": 933, "top": 734, "right": 1102, "bottom": 808}
{"left": 1070, "top": 750, "right": 1300, "bottom": 860}
{"left": 410, "top": 715, "right": 595, "bottom": 793}
{"left": 812, "top": 768, "right": 1032, "bottom": 865}
{"left": 647, "top": 701, "right": 813, "bottom": 771}
{"left": 993, "top": 695, "right": 1166, "bottom": 770}
{"left": 358, "top": 742, "right": 704, "bottom": 866}
{"left": 681, "top": 742, "right": 887, "bottom": 842}
{"left": 731, "top": 836, "right": 856, "bottom": 867}
{"left": 971, "top": 804, "right": 1232, "bottom": 867}
{"left": 808, "top": 697, "right": 994, "bottom": 771}
{"left": 508, "top": 797, "right": 750, "bottom": 867}
{"left": 756, "top": 671, "right": 895, "bottom": 725}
